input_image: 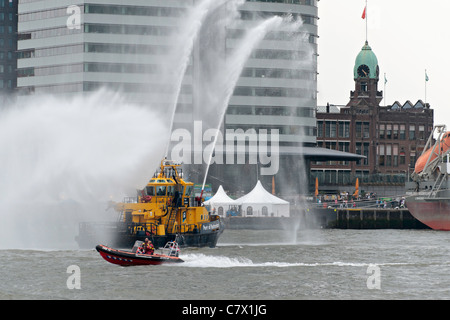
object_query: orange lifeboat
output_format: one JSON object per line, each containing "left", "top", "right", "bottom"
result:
{"left": 414, "top": 131, "right": 450, "bottom": 173}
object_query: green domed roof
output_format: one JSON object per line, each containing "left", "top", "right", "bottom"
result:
{"left": 353, "top": 41, "right": 379, "bottom": 79}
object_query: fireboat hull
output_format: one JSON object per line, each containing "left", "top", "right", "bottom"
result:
{"left": 406, "top": 196, "right": 450, "bottom": 230}
{"left": 96, "top": 244, "right": 183, "bottom": 266}
{"left": 76, "top": 220, "right": 224, "bottom": 249}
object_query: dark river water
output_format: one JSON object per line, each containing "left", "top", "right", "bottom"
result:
{"left": 2, "top": 228, "right": 450, "bottom": 300}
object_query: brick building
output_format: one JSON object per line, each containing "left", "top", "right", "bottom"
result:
{"left": 312, "top": 41, "right": 434, "bottom": 193}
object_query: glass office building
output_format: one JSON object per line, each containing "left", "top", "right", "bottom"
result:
{"left": 226, "top": 0, "right": 318, "bottom": 147}
{"left": 17, "top": 0, "right": 318, "bottom": 194}
{"left": 0, "top": 0, "right": 18, "bottom": 101}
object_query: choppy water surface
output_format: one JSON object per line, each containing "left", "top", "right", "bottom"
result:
{"left": 2, "top": 229, "right": 450, "bottom": 300}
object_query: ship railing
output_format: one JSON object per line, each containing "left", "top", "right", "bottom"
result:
{"left": 172, "top": 223, "right": 200, "bottom": 234}
{"left": 122, "top": 196, "right": 138, "bottom": 203}
{"left": 125, "top": 222, "right": 202, "bottom": 235}
{"left": 126, "top": 222, "right": 159, "bottom": 236}
{"left": 428, "top": 172, "right": 448, "bottom": 198}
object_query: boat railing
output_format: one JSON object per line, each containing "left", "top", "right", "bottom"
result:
{"left": 173, "top": 223, "right": 200, "bottom": 234}
{"left": 124, "top": 222, "right": 202, "bottom": 236}
{"left": 122, "top": 196, "right": 138, "bottom": 203}
{"left": 126, "top": 222, "right": 159, "bottom": 236}
{"left": 159, "top": 241, "right": 180, "bottom": 257}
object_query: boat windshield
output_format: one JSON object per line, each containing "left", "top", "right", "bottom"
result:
{"left": 131, "top": 240, "right": 143, "bottom": 253}
{"left": 156, "top": 186, "right": 166, "bottom": 196}
{"left": 146, "top": 186, "right": 155, "bottom": 196}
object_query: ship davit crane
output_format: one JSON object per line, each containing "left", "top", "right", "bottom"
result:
{"left": 411, "top": 125, "right": 450, "bottom": 185}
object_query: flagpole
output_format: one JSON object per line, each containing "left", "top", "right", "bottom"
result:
{"left": 425, "top": 69, "right": 427, "bottom": 105}
{"left": 362, "top": 0, "right": 368, "bottom": 43}
{"left": 365, "top": 0, "right": 368, "bottom": 43}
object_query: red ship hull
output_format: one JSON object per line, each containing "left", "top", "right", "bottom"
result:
{"left": 96, "top": 244, "right": 183, "bottom": 266}
{"left": 406, "top": 196, "right": 450, "bottom": 230}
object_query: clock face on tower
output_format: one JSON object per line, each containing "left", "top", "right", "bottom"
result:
{"left": 357, "top": 64, "right": 370, "bottom": 78}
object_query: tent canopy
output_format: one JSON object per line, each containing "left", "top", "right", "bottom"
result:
{"left": 235, "top": 180, "right": 288, "bottom": 205}
{"left": 203, "top": 185, "right": 235, "bottom": 205}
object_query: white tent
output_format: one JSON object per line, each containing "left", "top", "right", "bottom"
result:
{"left": 203, "top": 185, "right": 237, "bottom": 216}
{"left": 234, "top": 180, "right": 290, "bottom": 217}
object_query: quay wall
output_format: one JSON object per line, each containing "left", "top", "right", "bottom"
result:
{"left": 223, "top": 208, "right": 429, "bottom": 230}
{"left": 331, "top": 208, "right": 429, "bottom": 229}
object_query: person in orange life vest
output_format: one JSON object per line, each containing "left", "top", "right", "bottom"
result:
{"left": 141, "top": 238, "right": 154, "bottom": 255}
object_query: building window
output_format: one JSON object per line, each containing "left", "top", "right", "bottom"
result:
{"left": 386, "top": 124, "right": 392, "bottom": 139}
{"left": 410, "top": 153, "right": 416, "bottom": 166}
{"left": 246, "top": 206, "right": 253, "bottom": 216}
{"left": 379, "top": 145, "right": 385, "bottom": 166}
{"left": 356, "top": 143, "right": 362, "bottom": 166}
{"left": 393, "top": 144, "right": 399, "bottom": 167}
{"left": 363, "top": 122, "right": 370, "bottom": 138}
{"left": 360, "top": 81, "right": 367, "bottom": 92}
{"left": 400, "top": 149, "right": 406, "bottom": 165}
{"left": 418, "top": 125, "right": 425, "bottom": 139}
{"left": 338, "top": 121, "right": 350, "bottom": 138}
{"left": 409, "top": 125, "right": 415, "bottom": 140}
{"left": 379, "top": 124, "right": 385, "bottom": 139}
{"left": 399, "top": 124, "right": 406, "bottom": 140}
{"left": 325, "top": 121, "right": 336, "bottom": 138}
{"left": 386, "top": 144, "right": 392, "bottom": 166}
{"left": 363, "top": 143, "right": 369, "bottom": 165}
{"left": 393, "top": 125, "right": 399, "bottom": 139}
{"left": 337, "top": 170, "right": 351, "bottom": 184}
{"left": 338, "top": 142, "right": 349, "bottom": 152}
{"left": 356, "top": 122, "right": 362, "bottom": 138}
{"left": 317, "top": 121, "right": 323, "bottom": 137}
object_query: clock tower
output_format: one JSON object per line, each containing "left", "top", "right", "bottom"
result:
{"left": 347, "top": 41, "right": 383, "bottom": 174}
{"left": 348, "top": 41, "right": 383, "bottom": 107}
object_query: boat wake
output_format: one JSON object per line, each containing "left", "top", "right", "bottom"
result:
{"left": 172, "top": 253, "right": 409, "bottom": 269}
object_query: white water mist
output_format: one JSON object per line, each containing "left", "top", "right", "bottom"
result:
{"left": 0, "top": 91, "right": 166, "bottom": 249}
{"left": 201, "top": 16, "right": 283, "bottom": 190}
{"left": 164, "top": 0, "right": 234, "bottom": 156}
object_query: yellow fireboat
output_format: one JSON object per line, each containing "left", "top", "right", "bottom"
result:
{"left": 76, "top": 159, "right": 224, "bottom": 248}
